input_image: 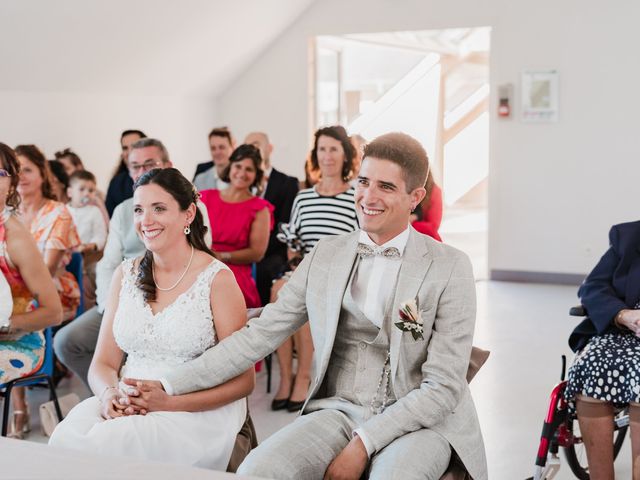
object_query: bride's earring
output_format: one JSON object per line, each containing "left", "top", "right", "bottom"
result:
{"left": 184, "top": 225, "right": 191, "bottom": 235}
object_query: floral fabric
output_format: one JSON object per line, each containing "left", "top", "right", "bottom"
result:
{"left": 29, "top": 200, "right": 81, "bottom": 320}
{"left": 0, "top": 211, "right": 44, "bottom": 384}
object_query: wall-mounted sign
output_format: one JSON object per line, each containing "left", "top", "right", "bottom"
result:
{"left": 521, "top": 70, "right": 559, "bottom": 123}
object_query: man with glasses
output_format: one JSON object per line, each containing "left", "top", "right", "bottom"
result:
{"left": 193, "top": 127, "right": 234, "bottom": 191}
{"left": 54, "top": 138, "right": 212, "bottom": 389}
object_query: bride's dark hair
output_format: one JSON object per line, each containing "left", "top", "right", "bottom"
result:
{"left": 133, "top": 168, "right": 214, "bottom": 302}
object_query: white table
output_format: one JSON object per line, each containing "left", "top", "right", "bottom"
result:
{"left": 0, "top": 437, "right": 267, "bottom": 480}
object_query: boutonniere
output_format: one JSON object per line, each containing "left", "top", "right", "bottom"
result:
{"left": 395, "top": 298, "right": 424, "bottom": 340}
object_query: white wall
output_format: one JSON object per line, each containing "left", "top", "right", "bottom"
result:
{"left": 0, "top": 92, "right": 216, "bottom": 192}
{"left": 217, "top": 0, "right": 640, "bottom": 276}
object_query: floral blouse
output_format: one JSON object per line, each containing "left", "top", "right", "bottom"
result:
{"left": 29, "top": 200, "right": 81, "bottom": 320}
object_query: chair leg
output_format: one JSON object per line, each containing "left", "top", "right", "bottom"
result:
{"left": 2, "top": 385, "right": 13, "bottom": 437}
{"left": 265, "top": 353, "right": 272, "bottom": 394}
{"left": 45, "top": 376, "right": 63, "bottom": 421}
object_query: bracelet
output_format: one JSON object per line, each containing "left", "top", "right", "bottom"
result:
{"left": 221, "top": 252, "right": 232, "bottom": 261}
{"left": 0, "top": 318, "right": 12, "bottom": 334}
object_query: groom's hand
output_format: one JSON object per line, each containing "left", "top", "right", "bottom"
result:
{"left": 121, "top": 378, "right": 171, "bottom": 413}
{"left": 324, "top": 436, "right": 368, "bottom": 480}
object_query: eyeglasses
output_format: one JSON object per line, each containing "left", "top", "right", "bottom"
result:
{"left": 0, "top": 169, "right": 11, "bottom": 178}
{"left": 129, "top": 160, "right": 161, "bottom": 173}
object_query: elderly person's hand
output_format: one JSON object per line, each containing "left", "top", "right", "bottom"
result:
{"left": 615, "top": 309, "right": 640, "bottom": 335}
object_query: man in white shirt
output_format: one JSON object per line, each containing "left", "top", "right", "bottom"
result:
{"left": 192, "top": 127, "right": 234, "bottom": 191}
{"left": 54, "top": 138, "right": 211, "bottom": 388}
{"left": 128, "top": 133, "right": 486, "bottom": 480}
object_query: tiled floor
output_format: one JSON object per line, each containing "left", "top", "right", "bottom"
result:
{"left": 8, "top": 280, "right": 633, "bottom": 479}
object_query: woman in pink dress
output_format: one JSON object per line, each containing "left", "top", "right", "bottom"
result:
{"left": 200, "top": 144, "right": 273, "bottom": 309}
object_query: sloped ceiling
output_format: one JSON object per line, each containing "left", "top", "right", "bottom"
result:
{"left": 0, "top": 0, "right": 316, "bottom": 96}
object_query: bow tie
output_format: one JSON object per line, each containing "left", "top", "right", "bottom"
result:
{"left": 356, "top": 243, "right": 401, "bottom": 259}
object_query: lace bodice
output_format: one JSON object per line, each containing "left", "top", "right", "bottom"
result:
{"left": 113, "top": 258, "right": 229, "bottom": 379}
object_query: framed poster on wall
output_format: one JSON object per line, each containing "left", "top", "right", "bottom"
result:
{"left": 521, "top": 70, "right": 559, "bottom": 122}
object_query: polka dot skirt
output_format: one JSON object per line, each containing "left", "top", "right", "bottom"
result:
{"left": 565, "top": 331, "right": 640, "bottom": 413}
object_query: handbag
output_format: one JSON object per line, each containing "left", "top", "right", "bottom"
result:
{"left": 39, "top": 392, "right": 80, "bottom": 437}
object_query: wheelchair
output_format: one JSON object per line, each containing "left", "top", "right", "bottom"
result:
{"left": 527, "top": 306, "right": 629, "bottom": 480}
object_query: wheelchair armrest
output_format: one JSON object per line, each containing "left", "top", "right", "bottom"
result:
{"left": 569, "top": 305, "right": 587, "bottom": 317}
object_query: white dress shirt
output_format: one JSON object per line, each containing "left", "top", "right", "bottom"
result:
{"left": 351, "top": 227, "right": 410, "bottom": 328}
{"left": 351, "top": 226, "right": 410, "bottom": 456}
{"left": 259, "top": 166, "right": 273, "bottom": 198}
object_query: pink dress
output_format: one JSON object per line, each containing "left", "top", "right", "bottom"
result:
{"left": 200, "top": 189, "right": 274, "bottom": 308}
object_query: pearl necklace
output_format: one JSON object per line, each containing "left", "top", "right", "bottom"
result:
{"left": 152, "top": 245, "right": 195, "bottom": 291}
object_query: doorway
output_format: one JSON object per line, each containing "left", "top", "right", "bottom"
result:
{"left": 311, "top": 28, "right": 490, "bottom": 279}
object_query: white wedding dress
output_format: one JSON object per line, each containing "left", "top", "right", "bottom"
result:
{"left": 49, "top": 258, "right": 246, "bottom": 469}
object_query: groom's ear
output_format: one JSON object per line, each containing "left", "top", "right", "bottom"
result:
{"left": 410, "top": 187, "right": 427, "bottom": 209}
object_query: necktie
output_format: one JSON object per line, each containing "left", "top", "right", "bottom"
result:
{"left": 356, "top": 243, "right": 401, "bottom": 259}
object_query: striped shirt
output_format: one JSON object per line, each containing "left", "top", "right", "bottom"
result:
{"left": 277, "top": 187, "right": 359, "bottom": 255}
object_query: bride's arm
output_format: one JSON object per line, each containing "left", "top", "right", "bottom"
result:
{"left": 125, "top": 268, "right": 255, "bottom": 412}
{"left": 88, "top": 265, "right": 129, "bottom": 418}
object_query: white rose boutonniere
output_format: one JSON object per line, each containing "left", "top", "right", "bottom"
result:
{"left": 395, "top": 298, "right": 424, "bottom": 341}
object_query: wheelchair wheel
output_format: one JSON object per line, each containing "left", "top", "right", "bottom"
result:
{"left": 564, "top": 411, "right": 628, "bottom": 479}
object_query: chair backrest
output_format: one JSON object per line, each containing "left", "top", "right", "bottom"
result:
{"left": 39, "top": 326, "right": 55, "bottom": 378}
{"left": 65, "top": 252, "right": 84, "bottom": 317}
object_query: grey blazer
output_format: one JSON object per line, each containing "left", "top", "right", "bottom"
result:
{"left": 163, "top": 228, "right": 487, "bottom": 479}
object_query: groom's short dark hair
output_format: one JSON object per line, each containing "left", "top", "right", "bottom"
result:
{"left": 363, "top": 132, "right": 429, "bottom": 192}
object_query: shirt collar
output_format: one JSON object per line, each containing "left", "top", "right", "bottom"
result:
{"left": 358, "top": 226, "right": 411, "bottom": 255}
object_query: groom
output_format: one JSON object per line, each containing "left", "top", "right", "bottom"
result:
{"left": 134, "top": 132, "right": 487, "bottom": 479}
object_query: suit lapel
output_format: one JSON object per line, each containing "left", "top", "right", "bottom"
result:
{"left": 319, "top": 232, "right": 359, "bottom": 372}
{"left": 264, "top": 168, "right": 282, "bottom": 203}
{"left": 390, "top": 229, "right": 432, "bottom": 381}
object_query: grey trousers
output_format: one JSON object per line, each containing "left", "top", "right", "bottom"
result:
{"left": 53, "top": 305, "right": 103, "bottom": 388}
{"left": 237, "top": 409, "right": 451, "bottom": 480}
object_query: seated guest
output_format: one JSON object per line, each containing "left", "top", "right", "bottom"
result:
{"left": 50, "top": 168, "right": 253, "bottom": 470}
{"left": 48, "top": 159, "right": 70, "bottom": 204}
{"left": 565, "top": 221, "right": 640, "bottom": 479}
{"left": 53, "top": 139, "right": 211, "bottom": 388}
{"left": 105, "top": 129, "right": 146, "bottom": 216}
{"left": 139, "top": 132, "right": 487, "bottom": 479}
{"left": 200, "top": 144, "right": 273, "bottom": 309}
{"left": 0, "top": 143, "right": 63, "bottom": 439}
{"left": 350, "top": 133, "right": 366, "bottom": 180}
{"left": 411, "top": 168, "right": 443, "bottom": 242}
{"left": 55, "top": 148, "right": 108, "bottom": 223}
{"left": 244, "top": 131, "right": 299, "bottom": 306}
{"left": 67, "top": 170, "right": 108, "bottom": 310}
{"left": 54, "top": 148, "right": 84, "bottom": 176}
{"left": 273, "top": 125, "right": 358, "bottom": 412}
{"left": 193, "top": 127, "right": 234, "bottom": 191}
{"left": 15, "top": 145, "right": 80, "bottom": 321}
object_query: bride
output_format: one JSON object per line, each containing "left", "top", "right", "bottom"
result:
{"left": 50, "top": 168, "right": 254, "bottom": 469}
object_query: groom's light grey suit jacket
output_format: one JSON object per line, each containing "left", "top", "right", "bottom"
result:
{"left": 163, "top": 228, "right": 487, "bottom": 479}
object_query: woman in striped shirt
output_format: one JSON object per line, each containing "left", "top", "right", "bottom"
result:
{"left": 272, "top": 126, "right": 358, "bottom": 412}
